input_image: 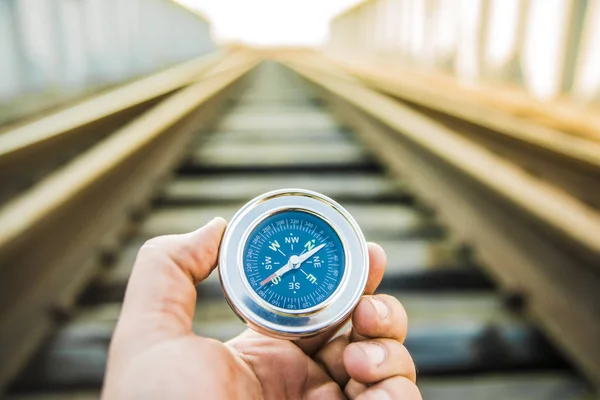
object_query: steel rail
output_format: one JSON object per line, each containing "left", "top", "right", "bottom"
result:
{"left": 284, "top": 52, "right": 600, "bottom": 218}
{"left": 326, "top": 55, "right": 600, "bottom": 145}
{"left": 0, "top": 51, "right": 259, "bottom": 391}
{"left": 0, "top": 50, "right": 229, "bottom": 204}
{"left": 285, "top": 60, "right": 600, "bottom": 389}
{"left": 296, "top": 53, "right": 600, "bottom": 175}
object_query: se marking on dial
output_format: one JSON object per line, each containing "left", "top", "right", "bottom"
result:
{"left": 243, "top": 210, "right": 346, "bottom": 311}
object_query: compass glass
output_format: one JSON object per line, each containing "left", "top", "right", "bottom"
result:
{"left": 242, "top": 210, "right": 346, "bottom": 312}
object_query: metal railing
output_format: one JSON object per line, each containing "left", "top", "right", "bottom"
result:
{"left": 328, "top": 0, "right": 600, "bottom": 105}
{"left": 0, "top": 0, "right": 214, "bottom": 123}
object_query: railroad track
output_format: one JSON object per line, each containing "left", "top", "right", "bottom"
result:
{"left": 1, "top": 56, "right": 597, "bottom": 398}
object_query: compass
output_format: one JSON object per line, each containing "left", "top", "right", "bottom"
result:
{"left": 219, "top": 189, "right": 369, "bottom": 339}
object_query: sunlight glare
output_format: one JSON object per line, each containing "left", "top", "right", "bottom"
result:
{"left": 174, "top": 0, "right": 365, "bottom": 46}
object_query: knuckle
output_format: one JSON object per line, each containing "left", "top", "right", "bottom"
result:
{"left": 199, "top": 239, "right": 219, "bottom": 263}
{"left": 312, "top": 381, "right": 344, "bottom": 399}
{"left": 384, "top": 376, "right": 421, "bottom": 400}
{"left": 139, "top": 234, "right": 186, "bottom": 259}
{"left": 188, "top": 238, "right": 219, "bottom": 275}
{"left": 136, "top": 236, "right": 172, "bottom": 262}
{"left": 345, "top": 379, "right": 367, "bottom": 398}
{"left": 140, "top": 235, "right": 172, "bottom": 251}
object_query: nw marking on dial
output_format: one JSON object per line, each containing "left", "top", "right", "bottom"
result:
{"left": 243, "top": 210, "right": 345, "bottom": 311}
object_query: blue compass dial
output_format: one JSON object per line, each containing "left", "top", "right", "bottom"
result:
{"left": 243, "top": 210, "right": 346, "bottom": 311}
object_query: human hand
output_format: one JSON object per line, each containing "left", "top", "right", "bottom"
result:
{"left": 102, "top": 218, "right": 421, "bottom": 399}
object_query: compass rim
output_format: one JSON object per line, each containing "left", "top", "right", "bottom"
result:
{"left": 218, "top": 188, "right": 369, "bottom": 338}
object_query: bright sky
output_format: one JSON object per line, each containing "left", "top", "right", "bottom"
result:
{"left": 174, "top": 0, "right": 364, "bottom": 46}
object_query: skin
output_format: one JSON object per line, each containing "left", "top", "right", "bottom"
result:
{"left": 102, "top": 217, "right": 421, "bottom": 399}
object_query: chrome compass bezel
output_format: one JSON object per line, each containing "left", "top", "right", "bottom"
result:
{"left": 218, "top": 188, "right": 369, "bottom": 339}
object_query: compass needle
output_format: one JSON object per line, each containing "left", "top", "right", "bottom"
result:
{"left": 296, "top": 243, "right": 326, "bottom": 264}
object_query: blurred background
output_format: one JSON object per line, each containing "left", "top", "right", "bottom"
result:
{"left": 1, "top": 0, "right": 599, "bottom": 399}
{"left": 2, "top": 0, "right": 599, "bottom": 119}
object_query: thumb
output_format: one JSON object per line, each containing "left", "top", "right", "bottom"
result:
{"left": 112, "top": 217, "right": 227, "bottom": 349}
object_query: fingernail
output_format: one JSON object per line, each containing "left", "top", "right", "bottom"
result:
{"left": 360, "top": 342, "right": 386, "bottom": 366}
{"left": 370, "top": 296, "right": 389, "bottom": 320}
{"left": 365, "top": 388, "right": 391, "bottom": 400}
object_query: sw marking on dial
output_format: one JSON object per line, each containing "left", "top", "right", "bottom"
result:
{"left": 243, "top": 210, "right": 345, "bottom": 312}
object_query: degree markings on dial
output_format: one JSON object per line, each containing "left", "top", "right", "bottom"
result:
{"left": 245, "top": 212, "right": 345, "bottom": 310}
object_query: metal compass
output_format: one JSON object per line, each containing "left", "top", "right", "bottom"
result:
{"left": 218, "top": 188, "right": 369, "bottom": 339}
